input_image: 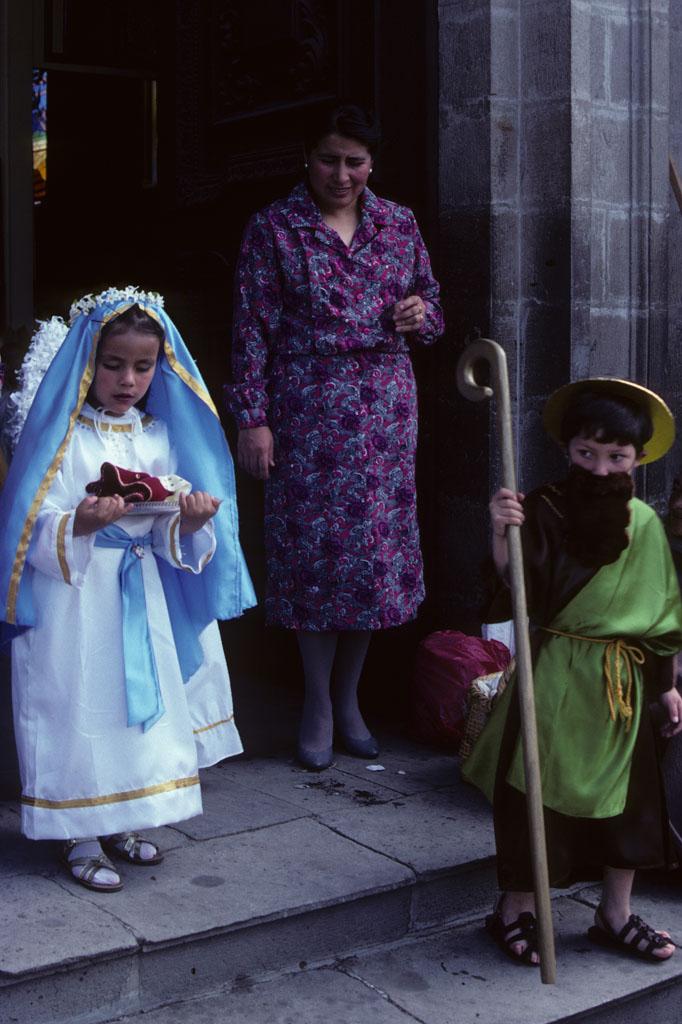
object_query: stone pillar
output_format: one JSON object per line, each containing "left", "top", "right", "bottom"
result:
{"left": 434, "top": 0, "right": 676, "bottom": 624}
{"left": 490, "top": 0, "right": 573, "bottom": 486}
{"left": 433, "top": 0, "right": 495, "bottom": 629}
{"left": 667, "top": 0, "right": 682, "bottom": 494}
{"left": 570, "top": 0, "right": 677, "bottom": 503}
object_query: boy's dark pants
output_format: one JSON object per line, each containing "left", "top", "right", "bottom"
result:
{"left": 493, "top": 687, "right": 671, "bottom": 891}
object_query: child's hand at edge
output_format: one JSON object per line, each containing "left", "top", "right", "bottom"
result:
{"left": 659, "top": 686, "right": 682, "bottom": 738}
{"left": 490, "top": 488, "right": 525, "bottom": 536}
{"left": 73, "top": 495, "right": 130, "bottom": 537}
{"left": 490, "top": 488, "right": 525, "bottom": 577}
{"left": 179, "top": 491, "right": 221, "bottom": 535}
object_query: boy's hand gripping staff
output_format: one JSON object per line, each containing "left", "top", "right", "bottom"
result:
{"left": 457, "top": 338, "right": 557, "bottom": 985}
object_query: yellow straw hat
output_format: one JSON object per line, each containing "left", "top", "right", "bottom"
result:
{"left": 543, "top": 377, "right": 675, "bottom": 466}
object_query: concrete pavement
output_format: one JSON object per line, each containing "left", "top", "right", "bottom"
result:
{"left": 3, "top": 670, "right": 682, "bottom": 1024}
{"left": 104, "top": 884, "right": 682, "bottom": 1024}
{"left": 0, "top": 726, "right": 497, "bottom": 1024}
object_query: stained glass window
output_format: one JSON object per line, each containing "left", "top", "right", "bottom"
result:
{"left": 32, "top": 69, "right": 47, "bottom": 204}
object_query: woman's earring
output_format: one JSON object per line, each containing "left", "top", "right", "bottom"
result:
{"left": 304, "top": 162, "right": 308, "bottom": 169}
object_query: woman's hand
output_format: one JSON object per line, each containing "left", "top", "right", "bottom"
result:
{"left": 179, "top": 491, "right": 221, "bottom": 535}
{"left": 73, "top": 495, "right": 130, "bottom": 537}
{"left": 660, "top": 686, "right": 682, "bottom": 738}
{"left": 490, "top": 488, "right": 525, "bottom": 537}
{"left": 392, "top": 295, "right": 427, "bottom": 334}
{"left": 238, "top": 425, "right": 275, "bottom": 480}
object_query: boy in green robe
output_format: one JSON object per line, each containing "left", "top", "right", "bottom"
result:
{"left": 463, "top": 378, "right": 682, "bottom": 966}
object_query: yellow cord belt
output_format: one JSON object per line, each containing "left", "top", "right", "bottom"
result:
{"left": 540, "top": 627, "right": 645, "bottom": 731}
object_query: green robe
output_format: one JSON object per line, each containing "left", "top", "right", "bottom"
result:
{"left": 463, "top": 497, "right": 682, "bottom": 819}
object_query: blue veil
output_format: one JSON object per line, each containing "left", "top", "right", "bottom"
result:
{"left": 0, "top": 293, "right": 256, "bottom": 638}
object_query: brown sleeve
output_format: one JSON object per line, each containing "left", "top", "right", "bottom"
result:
{"left": 482, "top": 483, "right": 597, "bottom": 627}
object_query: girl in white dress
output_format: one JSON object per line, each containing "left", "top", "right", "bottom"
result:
{"left": 0, "top": 287, "right": 255, "bottom": 891}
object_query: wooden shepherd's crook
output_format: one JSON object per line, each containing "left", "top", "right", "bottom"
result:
{"left": 457, "top": 339, "right": 557, "bottom": 985}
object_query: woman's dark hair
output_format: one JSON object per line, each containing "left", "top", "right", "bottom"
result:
{"left": 560, "top": 391, "right": 653, "bottom": 453}
{"left": 98, "top": 304, "right": 164, "bottom": 350}
{"left": 304, "top": 103, "right": 381, "bottom": 156}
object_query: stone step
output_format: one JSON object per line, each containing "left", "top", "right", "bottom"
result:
{"left": 101, "top": 882, "right": 682, "bottom": 1024}
{"left": 0, "top": 738, "right": 497, "bottom": 1024}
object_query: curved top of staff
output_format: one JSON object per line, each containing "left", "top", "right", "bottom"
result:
{"left": 456, "top": 338, "right": 507, "bottom": 404}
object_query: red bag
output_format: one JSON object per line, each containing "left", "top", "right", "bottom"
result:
{"left": 412, "top": 630, "right": 511, "bottom": 746}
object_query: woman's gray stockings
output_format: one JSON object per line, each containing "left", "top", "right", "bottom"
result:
{"left": 296, "top": 630, "right": 372, "bottom": 751}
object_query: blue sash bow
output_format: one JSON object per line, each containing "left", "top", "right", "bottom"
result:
{"left": 95, "top": 525, "right": 164, "bottom": 731}
{"left": 94, "top": 523, "right": 206, "bottom": 732}
{"left": 94, "top": 524, "right": 204, "bottom": 733}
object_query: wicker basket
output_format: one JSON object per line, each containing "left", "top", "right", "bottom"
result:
{"left": 459, "top": 658, "right": 515, "bottom": 760}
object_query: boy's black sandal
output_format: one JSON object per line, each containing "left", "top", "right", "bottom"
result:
{"left": 485, "top": 907, "right": 539, "bottom": 966}
{"left": 588, "top": 907, "right": 675, "bottom": 963}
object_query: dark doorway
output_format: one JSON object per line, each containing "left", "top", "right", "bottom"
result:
{"left": 26, "top": 0, "right": 439, "bottom": 749}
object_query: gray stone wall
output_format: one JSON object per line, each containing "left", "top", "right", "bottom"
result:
{"left": 668, "top": 0, "right": 682, "bottom": 497}
{"left": 434, "top": 0, "right": 681, "bottom": 626}
{"left": 577, "top": 0, "right": 679, "bottom": 505}
{"left": 432, "top": 0, "right": 494, "bottom": 628}
{"left": 499, "top": 0, "right": 572, "bottom": 487}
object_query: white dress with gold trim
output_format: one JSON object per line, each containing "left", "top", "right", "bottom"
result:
{"left": 11, "top": 404, "right": 242, "bottom": 839}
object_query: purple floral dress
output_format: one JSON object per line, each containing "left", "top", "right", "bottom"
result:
{"left": 226, "top": 183, "right": 444, "bottom": 631}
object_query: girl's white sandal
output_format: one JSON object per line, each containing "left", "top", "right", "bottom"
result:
{"left": 101, "top": 832, "right": 164, "bottom": 865}
{"left": 61, "top": 839, "right": 123, "bottom": 892}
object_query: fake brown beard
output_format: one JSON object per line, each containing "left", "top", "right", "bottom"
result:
{"left": 564, "top": 464, "right": 634, "bottom": 567}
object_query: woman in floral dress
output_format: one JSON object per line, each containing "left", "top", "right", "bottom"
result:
{"left": 226, "top": 105, "right": 444, "bottom": 768}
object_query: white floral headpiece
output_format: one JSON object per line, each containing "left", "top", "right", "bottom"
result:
{"left": 4, "top": 285, "right": 166, "bottom": 450}
{"left": 69, "top": 285, "right": 165, "bottom": 324}
{"left": 4, "top": 317, "right": 70, "bottom": 449}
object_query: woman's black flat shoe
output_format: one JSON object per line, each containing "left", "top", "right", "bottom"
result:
{"left": 296, "top": 744, "right": 334, "bottom": 771}
{"left": 337, "top": 733, "right": 380, "bottom": 759}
